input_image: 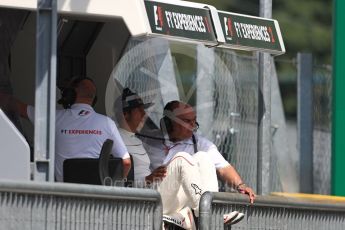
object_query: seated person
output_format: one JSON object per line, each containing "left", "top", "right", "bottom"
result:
{"left": 0, "top": 77, "right": 131, "bottom": 181}
{"left": 115, "top": 88, "right": 159, "bottom": 187}
{"left": 116, "top": 88, "right": 240, "bottom": 229}
{"left": 142, "top": 100, "right": 256, "bottom": 204}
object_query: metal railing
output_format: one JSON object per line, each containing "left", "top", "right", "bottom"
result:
{"left": 199, "top": 192, "right": 345, "bottom": 230}
{"left": 0, "top": 180, "right": 162, "bottom": 230}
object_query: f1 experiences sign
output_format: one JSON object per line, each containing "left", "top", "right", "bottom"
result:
{"left": 144, "top": 1, "right": 217, "bottom": 43}
{"left": 144, "top": 0, "right": 285, "bottom": 54}
{"left": 219, "top": 11, "right": 284, "bottom": 54}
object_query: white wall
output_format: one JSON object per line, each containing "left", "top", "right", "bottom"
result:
{"left": 87, "top": 19, "right": 130, "bottom": 115}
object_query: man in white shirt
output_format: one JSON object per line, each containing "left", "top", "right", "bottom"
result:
{"left": 6, "top": 77, "right": 131, "bottom": 182}
{"left": 143, "top": 100, "right": 256, "bottom": 204}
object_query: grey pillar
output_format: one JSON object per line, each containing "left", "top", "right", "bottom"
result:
{"left": 257, "top": 0, "right": 272, "bottom": 195}
{"left": 297, "top": 53, "right": 314, "bottom": 193}
{"left": 34, "top": 0, "right": 57, "bottom": 181}
{"left": 196, "top": 44, "right": 214, "bottom": 139}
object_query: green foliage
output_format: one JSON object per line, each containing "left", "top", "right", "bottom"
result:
{"left": 273, "top": 0, "right": 332, "bottom": 63}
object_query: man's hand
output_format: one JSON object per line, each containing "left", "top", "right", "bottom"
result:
{"left": 145, "top": 166, "right": 167, "bottom": 183}
{"left": 217, "top": 165, "right": 256, "bottom": 204}
{"left": 122, "top": 158, "right": 132, "bottom": 178}
{"left": 236, "top": 183, "right": 256, "bottom": 204}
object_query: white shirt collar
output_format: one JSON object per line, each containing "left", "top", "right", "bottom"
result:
{"left": 71, "top": 103, "right": 94, "bottom": 111}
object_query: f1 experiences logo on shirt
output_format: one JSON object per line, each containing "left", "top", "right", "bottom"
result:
{"left": 61, "top": 129, "right": 102, "bottom": 135}
{"left": 78, "top": 110, "right": 90, "bottom": 116}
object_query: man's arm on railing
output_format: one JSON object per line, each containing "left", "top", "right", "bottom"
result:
{"left": 217, "top": 165, "right": 256, "bottom": 204}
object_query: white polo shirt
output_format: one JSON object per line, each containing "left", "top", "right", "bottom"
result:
{"left": 119, "top": 128, "right": 151, "bottom": 187}
{"left": 27, "top": 103, "right": 130, "bottom": 182}
{"left": 142, "top": 132, "right": 230, "bottom": 170}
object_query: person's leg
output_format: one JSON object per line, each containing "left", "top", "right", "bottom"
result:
{"left": 157, "top": 151, "right": 204, "bottom": 216}
{"left": 163, "top": 206, "right": 196, "bottom": 230}
{"left": 192, "top": 151, "right": 219, "bottom": 192}
{"left": 193, "top": 151, "right": 245, "bottom": 226}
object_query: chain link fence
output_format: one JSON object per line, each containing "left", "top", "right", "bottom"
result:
{"left": 210, "top": 49, "right": 259, "bottom": 191}
{"left": 209, "top": 49, "right": 284, "bottom": 193}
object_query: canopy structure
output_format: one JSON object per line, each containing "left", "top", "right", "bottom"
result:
{"left": 0, "top": 0, "right": 285, "bottom": 55}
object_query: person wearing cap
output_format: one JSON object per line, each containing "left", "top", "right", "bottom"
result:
{"left": 115, "top": 88, "right": 163, "bottom": 187}
{"left": 0, "top": 77, "right": 131, "bottom": 182}
{"left": 115, "top": 88, "right": 168, "bottom": 187}
{"left": 116, "top": 88, "right": 240, "bottom": 229}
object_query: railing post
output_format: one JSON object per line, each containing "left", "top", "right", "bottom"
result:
{"left": 153, "top": 195, "right": 163, "bottom": 230}
{"left": 199, "top": 192, "right": 214, "bottom": 230}
{"left": 34, "top": 0, "right": 57, "bottom": 181}
{"left": 257, "top": 0, "right": 272, "bottom": 195}
{"left": 297, "top": 52, "right": 314, "bottom": 193}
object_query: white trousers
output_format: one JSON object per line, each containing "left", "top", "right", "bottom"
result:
{"left": 156, "top": 151, "right": 218, "bottom": 217}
